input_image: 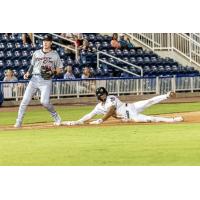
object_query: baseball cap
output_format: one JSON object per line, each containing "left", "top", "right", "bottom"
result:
{"left": 43, "top": 34, "right": 53, "bottom": 41}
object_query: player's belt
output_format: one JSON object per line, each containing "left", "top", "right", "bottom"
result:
{"left": 125, "top": 103, "right": 130, "bottom": 119}
{"left": 32, "top": 74, "right": 41, "bottom": 76}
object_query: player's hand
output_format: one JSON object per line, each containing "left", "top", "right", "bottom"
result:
{"left": 89, "top": 119, "right": 103, "bottom": 125}
{"left": 24, "top": 72, "right": 30, "bottom": 79}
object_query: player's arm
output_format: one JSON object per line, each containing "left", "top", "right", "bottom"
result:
{"left": 24, "top": 52, "right": 36, "bottom": 79}
{"left": 62, "top": 108, "right": 98, "bottom": 126}
{"left": 89, "top": 105, "right": 116, "bottom": 125}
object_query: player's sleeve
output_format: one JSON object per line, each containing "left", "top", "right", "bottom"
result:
{"left": 27, "top": 52, "right": 36, "bottom": 74}
{"left": 78, "top": 105, "right": 100, "bottom": 123}
{"left": 55, "top": 52, "right": 63, "bottom": 69}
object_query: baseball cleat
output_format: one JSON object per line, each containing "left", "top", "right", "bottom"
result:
{"left": 14, "top": 121, "right": 22, "bottom": 128}
{"left": 166, "top": 91, "right": 176, "bottom": 98}
{"left": 53, "top": 114, "right": 61, "bottom": 126}
{"left": 173, "top": 116, "right": 184, "bottom": 122}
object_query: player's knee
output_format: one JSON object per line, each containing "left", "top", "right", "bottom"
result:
{"left": 40, "top": 100, "right": 50, "bottom": 107}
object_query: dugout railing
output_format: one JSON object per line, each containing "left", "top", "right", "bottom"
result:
{"left": 1, "top": 75, "right": 200, "bottom": 101}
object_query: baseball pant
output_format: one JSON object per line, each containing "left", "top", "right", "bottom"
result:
{"left": 16, "top": 75, "right": 57, "bottom": 124}
{"left": 126, "top": 94, "right": 175, "bottom": 122}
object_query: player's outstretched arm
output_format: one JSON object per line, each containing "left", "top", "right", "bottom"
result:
{"left": 62, "top": 110, "right": 97, "bottom": 126}
{"left": 89, "top": 105, "right": 116, "bottom": 125}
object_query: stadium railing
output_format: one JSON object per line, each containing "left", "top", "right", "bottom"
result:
{"left": 1, "top": 75, "right": 200, "bottom": 101}
{"left": 127, "top": 33, "right": 200, "bottom": 68}
{"left": 97, "top": 50, "right": 143, "bottom": 77}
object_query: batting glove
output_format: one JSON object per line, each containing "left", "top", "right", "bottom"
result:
{"left": 89, "top": 119, "right": 103, "bottom": 125}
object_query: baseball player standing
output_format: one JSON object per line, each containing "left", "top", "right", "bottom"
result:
{"left": 14, "top": 34, "right": 63, "bottom": 128}
{"left": 62, "top": 87, "right": 183, "bottom": 125}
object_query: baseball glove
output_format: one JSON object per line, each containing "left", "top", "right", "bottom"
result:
{"left": 41, "top": 65, "right": 56, "bottom": 80}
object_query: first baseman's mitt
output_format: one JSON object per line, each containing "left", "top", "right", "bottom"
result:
{"left": 41, "top": 65, "right": 56, "bottom": 80}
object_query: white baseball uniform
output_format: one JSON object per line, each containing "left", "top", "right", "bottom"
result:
{"left": 78, "top": 94, "right": 177, "bottom": 123}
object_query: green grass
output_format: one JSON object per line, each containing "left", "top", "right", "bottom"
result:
{"left": 0, "top": 102, "right": 200, "bottom": 166}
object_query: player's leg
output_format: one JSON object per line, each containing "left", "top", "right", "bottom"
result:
{"left": 39, "top": 80, "right": 61, "bottom": 125}
{"left": 14, "top": 80, "right": 37, "bottom": 127}
{"left": 132, "top": 113, "right": 183, "bottom": 123}
{"left": 133, "top": 91, "right": 175, "bottom": 113}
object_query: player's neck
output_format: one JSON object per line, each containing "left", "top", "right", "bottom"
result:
{"left": 42, "top": 48, "right": 52, "bottom": 53}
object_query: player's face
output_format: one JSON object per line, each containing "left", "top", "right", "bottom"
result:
{"left": 99, "top": 94, "right": 107, "bottom": 102}
{"left": 43, "top": 40, "right": 52, "bottom": 50}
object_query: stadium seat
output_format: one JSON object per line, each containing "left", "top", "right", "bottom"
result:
{"left": 6, "top": 42, "right": 14, "bottom": 50}
{"left": 6, "top": 60, "right": 13, "bottom": 68}
{"left": 0, "top": 43, "right": 5, "bottom": 50}
{"left": 15, "top": 42, "right": 22, "bottom": 50}
{"left": 0, "top": 51, "right": 5, "bottom": 60}
{"left": 13, "top": 59, "right": 21, "bottom": 68}
{"left": 6, "top": 50, "right": 13, "bottom": 59}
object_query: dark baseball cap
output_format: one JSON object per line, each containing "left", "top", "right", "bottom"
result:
{"left": 43, "top": 34, "right": 53, "bottom": 41}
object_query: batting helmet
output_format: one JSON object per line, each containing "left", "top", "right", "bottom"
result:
{"left": 96, "top": 87, "right": 108, "bottom": 100}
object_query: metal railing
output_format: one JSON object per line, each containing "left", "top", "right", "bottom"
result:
{"left": 128, "top": 33, "right": 200, "bottom": 68}
{"left": 1, "top": 75, "right": 200, "bottom": 101}
{"left": 97, "top": 50, "right": 143, "bottom": 77}
{"left": 33, "top": 33, "right": 79, "bottom": 60}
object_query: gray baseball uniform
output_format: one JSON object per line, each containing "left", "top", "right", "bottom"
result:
{"left": 15, "top": 49, "right": 63, "bottom": 125}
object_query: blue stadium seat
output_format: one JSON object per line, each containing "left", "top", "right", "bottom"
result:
{"left": 115, "top": 49, "right": 123, "bottom": 58}
{"left": 6, "top": 60, "right": 13, "bottom": 68}
{"left": 129, "top": 57, "right": 136, "bottom": 64}
{"left": 12, "top": 69, "right": 18, "bottom": 77}
{"left": 0, "top": 51, "right": 5, "bottom": 60}
{"left": 9, "top": 34, "right": 17, "bottom": 43}
{"left": 103, "top": 35, "right": 112, "bottom": 42}
{"left": 101, "top": 41, "right": 110, "bottom": 50}
{"left": 88, "top": 41, "right": 94, "bottom": 49}
{"left": 0, "top": 60, "right": 5, "bottom": 68}
{"left": 13, "top": 50, "right": 21, "bottom": 59}
{"left": 122, "top": 49, "right": 130, "bottom": 57}
{"left": 143, "top": 66, "right": 151, "bottom": 75}
{"left": 1, "top": 35, "right": 8, "bottom": 43}
{"left": 143, "top": 56, "right": 150, "bottom": 64}
{"left": 0, "top": 43, "right": 5, "bottom": 50}
{"left": 22, "top": 43, "right": 31, "bottom": 51}
{"left": 18, "top": 69, "right": 25, "bottom": 79}
{"left": 15, "top": 42, "right": 22, "bottom": 50}
{"left": 6, "top": 42, "right": 14, "bottom": 50}
{"left": 88, "top": 34, "right": 96, "bottom": 42}
{"left": 6, "top": 50, "right": 13, "bottom": 59}
{"left": 108, "top": 49, "right": 116, "bottom": 57}
{"left": 13, "top": 59, "right": 21, "bottom": 68}
{"left": 129, "top": 48, "right": 136, "bottom": 56}
{"left": 96, "top": 34, "right": 104, "bottom": 42}
{"left": 21, "top": 59, "right": 29, "bottom": 68}
{"left": 73, "top": 67, "right": 81, "bottom": 78}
